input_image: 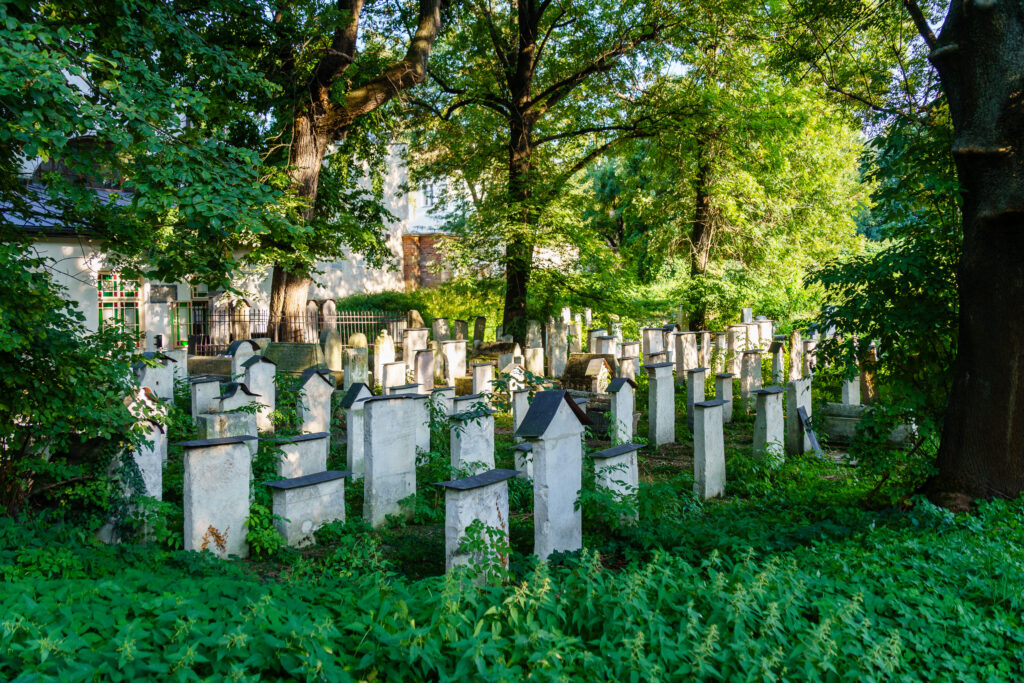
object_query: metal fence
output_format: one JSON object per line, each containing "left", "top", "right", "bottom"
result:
{"left": 185, "top": 308, "right": 406, "bottom": 356}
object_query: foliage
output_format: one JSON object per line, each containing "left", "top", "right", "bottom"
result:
{"left": 245, "top": 501, "right": 286, "bottom": 560}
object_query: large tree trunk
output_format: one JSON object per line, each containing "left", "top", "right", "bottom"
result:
{"left": 926, "top": 0, "right": 1024, "bottom": 501}
{"left": 689, "top": 144, "right": 715, "bottom": 330}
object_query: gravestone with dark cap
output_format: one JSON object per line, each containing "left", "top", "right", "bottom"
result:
{"left": 693, "top": 399, "right": 727, "bottom": 499}
{"left": 587, "top": 328, "right": 606, "bottom": 352}
{"left": 134, "top": 351, "right": 177, "bottom": 401}
{"left": 686, "top": 368, "right": 707, "bottom": 433}
{"left": 190, "top": 376, "right": 222, "bottom": 422}
{"left": 646, "top": 361, "right": 676, "bottom": 447}
{"left": 267, "top": 432, "right": 329, "bottom": 479}
{"left": 608, "top": 377, "right": 637, "bottom": 443}
{"left": 298, "top": 369, "right": 334, "bottom": 439}
{"left": 242, "top": 355, "right": 276, "bottom": 432}
{"left": 225, "top": 339, "right": 260, "bottom": 378}
{"left": 264, "top": 470, "right": 350, "bottom": 547}
{"left": 753, "top": 386, "right": 785, "bottom": 457}
{"left": 450, "top": 408, "right": 496, "bottom": 472}
{"left": 362, "top": 395, "right": 420, "bottom": 527}
{"left": 715, "top": 372, "right": 736, "bottom": 423}
{"left": 786, "top": 377, "right": 813, "bottom": 456}
{"left": 213, "top": 382, "right": 260, "bottom": 413}
{"left": 740, "top": 349, "right": 763, "bottom": 411}
{"left": 641, "top": 327, "right": 664, "bottom": 364}
{"left": 589, "top": 443, "right": 641, "bottom": 517}
{"left": 770, "top": 336, "right": 786, "bottom": 385}
{"left": 727, "top": 325, "right": 747, "bottom": 375}
{"left": 341, "top": 383, "right": 373, "bottom": 478}
{"left": 435, "top": 468, "right": 517, "bottom": 574}
{"left": 514, "top": 390, "right": 592, "bottom": 560}
{"left": 176, "top": 435, "right": 257, "bottom": 559}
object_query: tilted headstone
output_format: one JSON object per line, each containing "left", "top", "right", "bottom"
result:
{"left": 472, "top": 316, "right": 486, "bottom": 348}
{"left": 589, "top": 443, "right": 641, "bottom": 517}
{"left": 436, "top": 469, "right": 517, "bottom": 574}
{"left": 788, "top": 330, "right": 803, "bottom": 381}
{"left": 512, "top": 389, "right": 530, "bottom": 444}
{"left": 298, "top": 369, "right": 334, "bottom": 439}
{"left": 178, "top": 435, "right": 256, "bottom": 558}
{"left": 514, "top": 391, "right": 592, "bottom": 560}
{"left": 373, "top": 329, "right": 396, "bottom": 388}
{"left": 264, "top": 470, "right": 350, "bottom": 547}
{"left": 321, "top": 329, "right": 344, "bottom": 373}
{"left": 268, "top": 432, "right": 329, "bottom": 479}
{"left": 753, "top": 387, "right": 785, "bottom": 457}
{"left": 242, "top": 356, "right": 277, "bottom": 432}
{"left": 450, "top": 408, "right": 496, "bottom": 472}
{"left": 715, "top": 372, "right": 735, "bottom": 423}
{"left": 693, "top": 399, "right": 726, "bottom": 499}
{"left": 382, "top": 361, "right": 407, "bottom": 394}
{"left": 786, "top": 377, "right": 813, "bottom": 456}
{"left": 727, "top": 325, "right": 747, "bottom": 375}
{"left": 686, "top": 367, "right": 707, "bottom": 433}
{"left": 472, "top": 362, "right": 494, "bottom": 397}
{"left": 225, "top": 340, "right": 259, "bottom": 379}
{"left": 802, "top": 339, "right": 817, "bottom": 376}
{"left": 740, "top": 349, "right": 763, "bottom": 411}
{"left": 608, "top": 377, "right": 636, "bottom": 443}
{"left": 431, "top": 317, "right": 451, "bottom": 342}
{"left": 190, "top": 376, "right": 222, "bottom": 422}
{"left": 415, "top": 348, "right": 435, "bottom": 393}
{"left": 441, "top": 340, "right": 468, "bottom": 386}
{"left": 407, "top": 309, "right": 426, "bottom": 328}
{"left": 770, "top": 336, "right": 786, "bottom": 385}
{"left": 341, "top": 383, "right": 373, "bottom": 478}
{"left": 403, "top": 327, "right": 429, "bottom": 364}
{"left": 362, "top": 395, "right": 420, "bottom": 527}
{"left": 646, "top": 361, "right": 676, "bottom": 447}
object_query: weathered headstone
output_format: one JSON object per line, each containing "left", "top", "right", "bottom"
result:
{"left": 450, "top": 408, "right": 496, "bottom": 471}
{"left": 753, "top": 387, "right": 785, "bottom": 457}
{"left": 349, "top": 332, "right": 368, "bottom": 349}
{"left": 135, "top": 352, "right": 177, "bottom": 401}
{"left": 693, "top": 399, "right": 726, "bottom": 499}
{"left": 727, "top": 325, "right": 747, "bottom": 375}
{"left": 431, "top": 317, "right": 451, "bottom": 342}
{"left": 674, "top": 331, "right": 699, "bottom": 385}
{"left": 740, "top": 350, "right": 763, "bottom": 411}
{"left": 524, "top": 347, "right": 545, "bottom": 377}
{"left": 741, "top": 307, "right": 753, "bottom": 323}
{"left": 321, "top": 329, "right": 343, "bottom": 372}
{"left": 437, "top": 469, "right": 516, "bottom": 574}
{"left": 587, "top": 328, "right": 606, "bottom": 352}
{"left": 715, "top": 372, "right": 735, "bottom": 424}
{"left": 196, "top": 411, "right": 258, "bottom": 458}
{"left": 618, "top": 356, "right": 638, "bottom": 381}
{"left": 713, "top": 332, "right": 728, "bottom": 373}
{"left": 298, "top": 369, "right": 334, "bottom": 439}
{"left": 514, "top": 391, "right": 592, "bottom": 560}
{"left": 382, "top": 361, "right": 407, "bottom": 394}
{"left": 568, "top": 322, "right": 583, "bottom": 354}
{"left": 745, "top": 322, "right": 762, "bottom": 353}
{"left": 757, "top": 319, "right": 774, "bottom": 343}
{"left": 225, "top": 340, "right": 259, "bottom": 379}
{"left": 788, "top": 329, "right": 803, "bottom": 381}
{"left": 431, "top": 385, "right": 456, "bottom": 417}
{"left": 589, "top": 443, "right": 641, "bottom": 517}
{"left": 190, "top": 376, "right": 221, "bottom": 422}
{"left": 608, "top": 377, "right": 636, "bottom": 443}
{"left": 686, "top": 367, "right": 707, "bottom": 433}
{"left": 265, "top": 470, "right": 350, "bottom": 547}
{"left": 373, "top": 329, "right": 396, "bottom": 388}
{"left": 362, "top": 395, "right": 419, "bottom": 527}
{"left": 407, "top": 309, "right": 426, "bottom": 328}
{"left": 472, "top": 362, "right": 494, "bottom": 397}
{"left": 179, "top": 435, "right": 256, "bottom": 558}
{"left": 646, "top": 361, "right": 675, "bottom": 447}
{"left": 472, "top": 316, "right": 486, "bottom": 349}
{"left": 242, "top": 356, "right": 277, "bottom": 432}
{"left": 641, "top": 327, "right": 664, "bottom": 363}
{"left": 453, "top": 320, "right": 469, "bottom": 341}
{"left": 620, "top": 341, "right": 640, "bottom": 360}
{"left": 262, "top": 342, "right": 324, "bottom": 374}
{"left": 802, "top": 339, "right": 817, "bottom": 376}
{"left": 786, "top": 377, "right": 813, "bottom": 456}
{"left": 594, "top": 335, "right": 617, "bottom": 358}
{"left": 512, "top": 389, "right": 530, "bottom": 444}
{"left": 341, "top": 382, "right": 373, "bottom": 478}
{"left": 440, "top": 339, "right": 468, "bottom": 385}
{"left": 770, "top": 336, "right": 786, "bottom": 385}
{"left": 548, "top": 321, "right": 569, "bottom": 378}
{"left": 841, "top": 375, "right": 862, "bottom": 405}
{"left": 268, "top": 432, "right": 329, "bottom": 479}
{"left": 415, "top": 348, "right": 435, "bottom": 393}
{"left": 403, "top": 327, "right": 429, "bottom": 364}
{"left": 662, "top": 325, "right": 678, "bottom": 364}
{"left": 343, "top": 347, "right": 369, "bottom": 389}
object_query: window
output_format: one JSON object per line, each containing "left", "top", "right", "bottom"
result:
{"left": 170, "top": 286, "right": 211, "bottom": 350}
{"left": 423, "top": 182, "right": 436, "bottom": 207}
{"left": 97, "top": 272, "right": 142, "bottom": 346}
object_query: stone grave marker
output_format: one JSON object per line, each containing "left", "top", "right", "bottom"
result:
{"left": 262, "top": 342, "right": 324, "bottom": 374}
{"left": 321, "top": 329, "right": 343, "bottom": 372}
{"left": 267, "top": 432, "right": 329, "bottom": 479}
{"left": 686, "top": 367, "right": 707, "bottom": 433}
{"left": 431, "top": 385, "right": 456, "bottom": 418}
{"left": 242, "top": 356, "right": 277, "bottom": 432}
{"left": 472, "top": 316, "right": 486, "bottom": 349}
{"left": 264, "top": 470, "right": 350, "bottom": 547}
{"left": 802, "top": 339, "right": 817, "bottom": 376}
{"left": 190, "top": 376, "right": 222, "bottom": 422}
{"left": 512, "top": 389, "right": 530, "bottom": 443}
{"left": 436, "top": 468, "right": 517, "bottom": 574}
{"left": 788, "top": 330, "right": 803, "bottom": 381}
{"left": 432, "top": 317, "right": 451, "bottom": 342}
{"left": 472, "top": 362, "right": 494, "bottom": 397}
{"left": 618, "top": 356, "right": 638, "bottom": 381}
{"left": 674, "top": 331, "right": 699, "bottom": 385}
{"left": 753, "top": 386, "right": 785, "bottom": 457}
{"left": 727, "top": 325, "right": 747, "bottom": 375}
{"left": 403, "top": 327, "right": 429, "bottom": 364}
{"left": 362, "top": 395, "right": 420, "bottom": 527}
{"left": 382, "top": 361, "right": 407, "bottom": 394}
{"left": 740, "top": 349, "right": 763, "bottom": 411}
{"left": 415, "top": 348, "right": 435, "bottom": 393}
{"left": 453, "top": 319, "right": 469, "bottom": 341}
{"left": 715, "top": 372, "right": 735, "bottom": 423}
{"left": 343, "top": 347, "right": 369, "bottom": 389}
{"left": 646, "top": 361, "right": 675, "bottom": 447}
{"left": 450, "top": 408, "right": 496, "bottom": 472}
{"left": 693, "top": 399, "right": 726, "bottom": 499}
{"left": 134, "top": 351, "right": 177, "bottom": 401}
{"left": 589, "top": 443, "right": 641, "bottom": 518}
{"left": 225, "top": 340, "right": 259, "bottom": 379}
{"left": 408, "top": 309, "right": 426, "bottom": 328}
{"left": 213, "top": 381, "right": 260, "bottom": 413}
{"left": 341, "top": 383, "right": 373, "bottom": 478}
{"left": 441, "top": 339, "right": 468, "bottom": 385}
{"left": 373, "top": 329, "right": 396, "bottom": 388}
{"left": 608, "top": 377, "right": 637, "bottom": 443}
{"left": 770, "top": 336, "right": 786, "bottom": 385}
{"left": 298, "top": 368, "right": 334, "bottom": 439}
{"left": 786, "top": 377, "right": 813, "bottom": 456}
{"left": 196, "top": 412, "right": 258, "bottom": 458}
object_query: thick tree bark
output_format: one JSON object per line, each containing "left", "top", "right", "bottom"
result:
{"left": 924, "top": 0, "right": 1024, "bottom": 501}
{"left": 689, "top": 142, "right": 716, "bottom": 330}
{"left": 267, "top": 0, "right": 444, "bottom": 335}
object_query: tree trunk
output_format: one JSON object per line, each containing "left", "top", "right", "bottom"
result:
{"left": 689, "top": 143, "right": 715, "bottom": 330}
{"left": 926, "top": 0, "right": 1024, "bottom": 501}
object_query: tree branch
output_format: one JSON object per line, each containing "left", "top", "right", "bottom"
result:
{"left": 311, "top": 0, "right": 363, "bottom": 89}
{"left": 903, "top": 0, "right": 937, "bottom": 50}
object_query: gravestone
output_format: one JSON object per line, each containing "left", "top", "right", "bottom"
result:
{"left": 786, "top": 377, "right": 813, "bottom": 456}
{"left": 526, "top": 320, "right": 544, "bottom": 348}
{"left": 841, "top": 375, "right": 861, "bottom": 405}
{"left": 362, "top": 395, "right": 419, "bottom": 527}
{"left": 297, "top": 368, "right": 334, "bottom": 438}
{"left": 788, "top": 329, "right": 803, "bottom": 381}
{"left": 727, "top": 325, "right": 747, "bottom": 375}
{"left": 242, "top": 356, "right": 277, "bottom": 432}
{"left": 584, "top": 308, "right": 593, "bottom": 328}
{"left": 213, "top": 382, "right": 260, "bottom": 413}
{"left": 268, "top": 432, "right": 329, "bottom": 479}
{"left": 407, "top": 309, "right": 426, "bottom": 328}
{"left": 262, "top": 342, "right": 324, "bottom": 374}
{"left": 179, "top": 435, "right": 256, "bottom": 559}
{"left": 740, "top": 349, "right": 763, "bottom": 411}
{"left": 802, "top": 340, "right": 817, "bottom": 376}
{"left": 693, "top": 399, "right": 726, "bottom": 499}
{"left": 514, "top": 391, "right": 592, "bottom": 560}
{"left": 589, "top": 443, "right": 641, "bottom": 517}
{"left": 620, "top": 341, "right": 641, "bottom": 360}
{"left": 548, "top": 321, "right": 569, "bottom": 378}
{"left": 403, "top": 327, "right": 429, "bottom": 364}
{"left": 373, "top": 329, "right": 396, "bottom": 388}
{"left": 265, "top": 470, "right": 350, "bottom": 547}
{"left": 128, "top": 388, "right": 166, "bottom": 499}
{"left": 608, "top": 377, "right": 636, "bottom": 443}
{"left": 610, "top": 318, "right": 623, "bottom": 345}
{"left": 715, "top": 372, "right": 735, "bottom": 423}
{"left": 524, "top": 347, "right": 545, "bottom": 376}
{"left": 190, "top": 376, "right": 221, "bottom": 422}
{"left": 135, "top": 352, "right": 177, "bottom": 401}
{"left": 745, "top": 322, "right": 762, "bottom": 353}
{"left": 472, "top": 316, "right": 486, "bottom": 349}
{"left": 594, "top": 335, "right": 617, "bottom": 358}
{"left": 343, "top": 347, "right": 369, "bottom": 389}
{"left": 713, "top": 332, "right": 728, "bottom": 373}
{"left": 646, "top": 361, "right": 675, "bottom": 447}
{"left": 432, "top": 317, "right": 451, "bottom": 342}
{"left": 441, "top": 340, "right": 468, "bottom": 385}
{"left": 753, "top": 387, "right": 785, "bottom": 457}
{"left": 498, "top": 343, "right": 523, "bottom": 373}
{"left": 437, "top": 469, "right": 516, "bottom": 574}
{"left": 757, "top": 319, "right": 774, "bottom": 343}
{"left": 741, "top": 307, "right": 753, "bottom": 323}
{"left": 431, "top": 385, "right": 456, "bottom": 418}
{"left": 382, "top": 361, "right": 407, "bottom": 394}
{"left": 472, "top": 362, "right": 494, "bottom": 397}
{"left": 415, "top": 348, "right": 435, "bottom": 393}
{"left": 450, "top": 408, "right": 496, "bottom": 472}
{"left": 674, "top": 331, "right": 699, "bottom": 385}
{"left": 511, "top": 443, "right": 533, "bottom": 478}
{"left": 164, "top": 348, "right": 188, "bottom": 387}
{"left": 341, "top": 383, "right": 373, "bottom": 478}
{"left": 321, "top": 299, "right": 338, "bottom": 330}
{"left": 618, "top": 356, "right": 638, "bottom": 381}
{"left": 196, "top": 412, "right": 258, "bottom": 458}
{"left": 641, "top": 327, "right": 664, "bottom": 363}
{"left": 662, "top": 325, "right": 678, "bottom": 364}
{"left": 770, "top": 336, "right": 786, "bottom": 385}
{"left": 512, "top": 389, "right": 530, "bottom": 444}
{"left": 587, "top": 328, "right": 606, "bottom": 352}
{"left": 568, "top": 322, "right": 583, "bottom": 354}
{"left": 321, "top": 329, "right": 343, "bottom": 372}
{"left": 686, "top": 367, "right": 707, "bottom": 433}
{"left": 225, "top": 340, "right": 259, "bottom": 379}
{"left": 699, "top": 331, "right": 712, "bottom": 368}
{"left": 453, "top": 319, "right": 469, "bottom": 341}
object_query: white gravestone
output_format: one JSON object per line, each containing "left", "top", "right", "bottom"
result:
{"left": 128, "top": 388, "right": 166, "bottom": 497}
{"left": 437, "top": 469, "right": 516, "bottom": 574}
{"left": 269, "top": 432, "right": 329, "bottom": 479}
{"left": 242, "top": 356, "right": 277, "bottom": 432}
{"left": 786, "top": 377, "right": 813, "bottom": 456}
{"left": 641, "top": 327, "right": 664, "bottom": 364}
{"left": 841, "top": 375, "right": 862, "bottom": 405}
{"left": 788, "top": 330, "right": 803, "bottom": 381}
{"left": 440, "top": 340, "right": 468, "bottom": 385}
{"left": 741, "top": 307, "right": 753, "bottom": 323}
{"left": 297, "top": 369, "right": 334, "bottom": 438}
{"left": 526, "top": 320, "right": 544, "bottom": 348}
{"left": 343, "top": 347, "right": 369, "bottom": 389}
{"left": 265, "top": 470, "right": 349, "bottom": 548}
{"left": 514, "top": 391, "right": 591, "bottom": 560}
{"left": 745, "top": 322, "right": 762, "bottom": 353}
{"left": 471, "top": 363, "right": 494, "bottom": 397}
{"left": 341, "top": 383, "right": 373, "bottom": 478}
{"left": 363, "top": 395, "right": 419, "bottom": 527}
{"left": 548, "top": 322, "right": 568, "bottom": 378}
{"left": 620, "top": 341, "right": 641, "bottom": 361}
{"left": 740, "top": 350, "right": 763, "bottom": 411}
{"left": 135, "top": 352, "right": 177, "bottom": 401}
{"left": 646, "top": 362, "right": 676, "bottom": 447}
{"left": 713, "top": 332, "right": 728, "bottom": 373}
{"left": 594, "top": 335, "right": 617, "bottom": 358}
{"left": 373, "top": 329, "right": 396, "bottom": 388}
{"left": 225, "top": 340, "right": 259, "bottom": 379}
{"left": 179, "top": 435, "right": 256, "bottom": 559}
{"left": 512, "top": 389, "right": 530, "bottom": 444}
{"left": 715, "top": 372, "right": 735, "bottom": 423}
{"left": 770, "top": 337, "right": 786, "bottom": 385}
{"left": 589, "top": 443, "right": 641, "bottom": 518}
{"left": 686, "top": 367, "right": 707, "bottom": 433}
{"left": 662, "top": 327, "right": 677, "bottom": 365}
{"left": 618, "top": 356, "right": 638, "bottom": 381}
{"left": 415, "top": 348, "right": 435, "bottom": 393}
{"left": 758, "top": 319, "right": 774, "bottom": 343}
{"left": 431, "top": 385, "right": 456, "bottom": 418}
{"left": 403, "top": 327, "right": 429, "bottom": 364}
{"left": 753, "top": 387, "right": 785, "bottom": 457}
{"left": 674, "top": 332, "right": 699, "bottom": 385}
{"left": 190, "top": 376, "right": 222, "bottom": 423}
{"left": 382, "top": 361, "right": 407, "bottom": 394}
{"left": 321, "top": 329, "right": 343, "bottom": 373}
{"left": 727, "top": 325, "right": 747, "bottom": 375}
{"left": 608, "top": 378, "right": 636, "bottom": 444}
{"left": 450, "top": 408, "right": 496, "bottom": 472}
{"left": 196, "top": 412, "right": 258, "bottom": 458}
{"left": 524, "top": 347, "right": 545, "bottom": 377}
{"left": 693, "top": 399, "right": 727, "bottom": 499}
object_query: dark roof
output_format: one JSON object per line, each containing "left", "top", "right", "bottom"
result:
{"left": 241, "top": 355, "right": 276, "bottom": 368}
{"left": 300, "top": 367, "right": 335, "bottom": 387}
{"left": 608, "top": 378, "right": 637, "bottom": 393}
{"left": 454, "top": 393, "right": 485, "bottom": 402}
{"left": 589, "top": 443, "right": 644, "bottom": 459}
{"left": 434, "top": 468, "right": 520, "bottom": 490}
{"left": 225, "top": 340, "right": 259, "bottom": 357}
{"left": 263, "top": 470, "right": 351, "bottom": 489}
{"left": 514, "top": 390, "right": 593, "bottom": 438}
{"left": 340, "top": 383, "right": 373, "bottom": 409}
{"left": 645, "top": 361, "right": 674, "bottom": 370}
{"left": 174, "top": 435, "right": 258, "bottom": 449}
{"left": 390, "top": 383, "right": 421, "bottom": 391}
{"left": 5, "top": 184, "right": 132, "bottom": 237}
{"left": 694, "top": 399, "right": 728, "bottom": 409}
{"left": 432, "top": 385, "right": 455, "bottom": 392}
{"left": 742, "top": 349, "right": 764, "bottom": 355}
{"left": 768, "top": 340, "right": 783, "bottom": 352}
{"left": 219, "top": 382, "right": 259, "bottom": 399}
{"left": 265, "top": 431, "right": 329, "bottom": 444}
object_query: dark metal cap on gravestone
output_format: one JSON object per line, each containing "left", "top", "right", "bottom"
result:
{"left": 264, "top": 432, "right": 329, "bottom": 444}
{"left": 687, "top": 367, "right": 709, "bottom": 376}
{"left": 589, "top": 443, "right": 644, "bottom": 459}
{"left": 262, "top": 342, "right": 326, "bottom": 375}
{"left": 645, "top": 361, "right": 674, "bottom": 370}
{"left": 241, "top": 355, "right": 277, "bottom": 369}
{"left": 715, "top": 372, "right": 736, "bottom": 379}
{"left": 224, "top": 339, "right": 260, "bottom": 357}
{"left": 694, "top": 399, "right": 728, "bottom": 409}
{"left": 754, "top": 386, "right": 785, "bottom": 395}
{"left": 219, "top": 382, "right": 260, "bottom": 399}
{"left": 300, "top": 367, "right": 336, "bottom": 387}
{"left": 608, "top": 377, "right": 637, "bottom": 393}
{"left": 174, "top": 435, "right": 258, "bottom": 448}
{"left": 434, "top": 468, "right": 520, "bottom": 490}
{"left": 768, "top": 339, "right": 784, "bottom": 353}
{"left": 510, "top": 442, "right": 533, "bottom": 453}
{"left": 340, "top": 382, "right": 373, "bottom": 409}
{"left": 515, "top": 390, "right": 593, "bottom": 439}
{"left": 263, "top": 470, "right": 351, "bottom": 489}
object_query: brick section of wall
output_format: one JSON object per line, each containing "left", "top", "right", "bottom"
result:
{"left": 402, "top": 235, "right": 420, "bottom": 291}
{"left": 402, "top": 234, "right": 455, "bottom": 291}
